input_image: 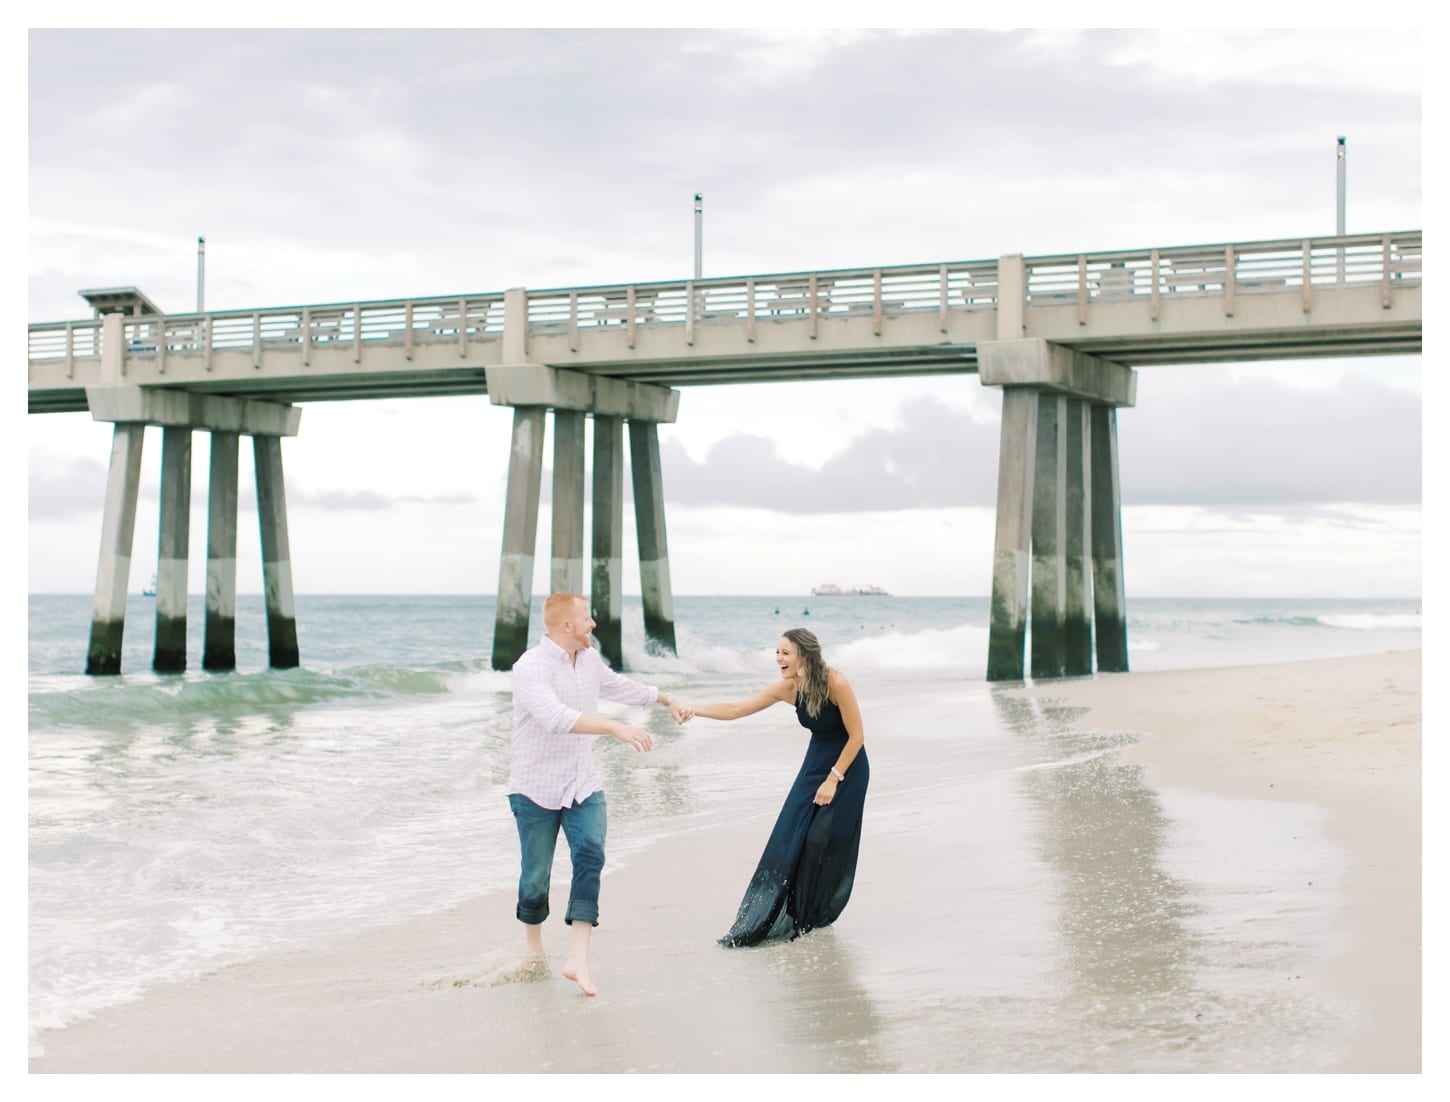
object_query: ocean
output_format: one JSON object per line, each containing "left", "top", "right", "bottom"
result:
{"left": 27, "top": 593, "right": 1420, "bottom": 1054}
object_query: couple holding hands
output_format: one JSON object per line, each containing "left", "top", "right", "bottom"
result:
{"left": 506, "top": 592, "right": 870, "bottom": 995}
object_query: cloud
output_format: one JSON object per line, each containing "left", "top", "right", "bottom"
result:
{"left": 662, "top": 396, "right": 1000, "bottom": 512}
{"left": 289, "top": 487, "right": 481, "bottom": 512}
{"left": 655, "top": 372, "right": 1420, "bottom": 515}
{"left": 27, "top": 28, "right": 1420, "bottom": 321}
{"left": 28, "top": 456, "right": 108, "bottom": 520}
{"left": 1120, "top": 373, "right": 1420, "bottom": 506}
{"left": 27, "top": 451, "right": 480, "bottom": 521}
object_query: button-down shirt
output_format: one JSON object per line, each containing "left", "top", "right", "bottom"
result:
{"left": 508, "top": 636, "right": 658, "bottom": 809}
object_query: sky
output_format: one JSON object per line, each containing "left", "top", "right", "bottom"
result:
{"left": 21, "top": 23, "right": 1429, "bottom": 600}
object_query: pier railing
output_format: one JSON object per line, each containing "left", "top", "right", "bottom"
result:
{"left": 27, "top": 231, "right": 1422, "bottom": 370}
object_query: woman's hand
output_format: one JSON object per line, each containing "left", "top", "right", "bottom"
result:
{"left": 813, "top": 775, "right": 839, "bottom": 806}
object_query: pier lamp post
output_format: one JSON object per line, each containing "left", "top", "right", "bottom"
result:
{"left": 1336, "top": 137, "right": 1346, "bottom": 283}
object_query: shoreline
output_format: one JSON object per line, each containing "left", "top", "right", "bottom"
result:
{"left": 1012, "top": 649, "right": 1422, "bottom": 1073}
{"left": 28, "top": 650, "right": 1423, "bottom": 1074}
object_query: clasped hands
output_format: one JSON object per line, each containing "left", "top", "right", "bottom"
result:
{"left": 611, "top": 695, "right": 691, "bottom": 753}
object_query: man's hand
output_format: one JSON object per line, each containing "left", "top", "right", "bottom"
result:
{"left": 667, "top": 699, "right": 693, "bottom": 725}
{"left": 612, "top": 723, "right": 653, "bottom": 752}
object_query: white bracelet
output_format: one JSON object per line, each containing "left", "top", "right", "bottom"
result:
{"left": 830, "top": 767, "right": 845, "bottom": 782}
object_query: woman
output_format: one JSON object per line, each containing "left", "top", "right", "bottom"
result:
{"left": 684, "top": 628, "right": 869, "bottom": 947}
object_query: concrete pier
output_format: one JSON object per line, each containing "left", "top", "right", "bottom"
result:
{"left": 85, "top": 423, "right": 146, "bottom": 675}
{"left": 980, "top": 340, "right": 1136, "bottom": 682}
{"left": 152, "top": 426, "right": 192, "bottom": 673}
{"left": 203, "top": 431, "right": 240, "bottom": 671}
{"left": 491, "top": 406, "right": 546, "bottom": 670}
{"left": 1090, "top": 405, "right": 1129, "bottom": 672}
{"left": 550, "top": 409, "right": 586, "bottom": 595}
{"left": 628, "top": 420, "right": 677, "bottom": 657}
{"left": 1029, "top": 396, "right": 1066, "bottom": 681}
{"left": 254, "top": 435, "right": 300, "bottom": 669}
{"left": 591, "top": 413, "right": 625, "bottom": 669}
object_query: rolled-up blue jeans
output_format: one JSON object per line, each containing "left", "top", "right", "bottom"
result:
{"left": 508, "top": 790, "right": 607, "bottom": 927}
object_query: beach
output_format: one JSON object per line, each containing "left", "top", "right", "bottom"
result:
{"left": 28, "top": 648, "right": 1422, "bottom": 1075}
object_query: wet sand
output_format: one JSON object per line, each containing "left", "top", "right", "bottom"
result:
{"left": 1016, "top": 649, "right": 1423, "bottom": 1074}
{"left": 28, "top": 651, "right": 1423, "bottom": 1074}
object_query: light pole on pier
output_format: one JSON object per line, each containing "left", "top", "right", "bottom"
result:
{"left": 197, "top": 236, "right": 206, "bottom": 312}
{"left": 693, "top": 192, "right": 703, "bottom": 280}
{"left": 1336, "top": 137, "right": 1347, "bottom": 235}
{"left": 1336, "top": 137, "right": 1346, "bottom": 283}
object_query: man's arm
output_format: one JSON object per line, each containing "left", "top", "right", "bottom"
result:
{"left": 596, "top": 658, "right": 690, "bottom": 724}
{"left": 568, "top": 713, "right": 653, "bottom": 751}
{"left": 513, "top": 658, "right": 654, "bottom": 751}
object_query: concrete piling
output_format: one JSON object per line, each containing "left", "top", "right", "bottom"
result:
{"left": 1090, "top": 404, "right": 1129, "bottom": 673}
{"left": 1029, "top": 395, "right": 1066, "bottom": 681}
{"left": 491, "top": 406, "right": 546, "bottom": 670}
{"left": 152, "top": 426, "right": 192, "bottom": 673}
{"left": 550, "top": 409, "right": 586, "bottom": 595}
{"left": 85, "top": 423, "right": 146, "bottom": 675}
{"left": 986, "top": 388, "right": 1038, "bottom": 682}
{"left": 1063, "top": 398, "right": 1094, "bottom": 675}
{"left": 590, "top": 414, "right": 625, "bottom": 669}
{"left": 203, "top": 431, "right": 240, "bottom": 671}
{"left": 628, "top": 420, "right": 677, "bottom": 657}
{"left": 254, "top": 434, "right": 300, "bottom": 669}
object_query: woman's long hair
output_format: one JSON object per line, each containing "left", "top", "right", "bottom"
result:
{"left": 784, "top": 628, "right": 830, "bottom": 717}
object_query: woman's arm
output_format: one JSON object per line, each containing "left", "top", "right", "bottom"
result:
{"left": 686, "top": 679, "right": 795, "bottom": 721}
{"left": 814, "top": 671, "right": 866, "bottom": 805}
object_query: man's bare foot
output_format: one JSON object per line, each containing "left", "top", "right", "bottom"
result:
{"left": 524, "top": 923, "right": 545, "bottom": 960}
{"left": 561, "top": 959, "right": 597, "bottom": 996}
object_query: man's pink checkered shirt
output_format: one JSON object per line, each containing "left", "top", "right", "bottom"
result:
{"left": 507, "top": 635, "right": 658, "bottom": 810}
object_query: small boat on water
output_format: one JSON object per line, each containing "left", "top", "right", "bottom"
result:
{"left": 142, "top": 574, "right": 157, "bottom": 597}
{"left": 810, "top": 583, "right": 890, "bottom": 597}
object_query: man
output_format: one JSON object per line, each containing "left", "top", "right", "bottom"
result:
{"left": 507, "top": 591, "right": 689, "bottom": 995}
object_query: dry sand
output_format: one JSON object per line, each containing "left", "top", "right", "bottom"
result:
{"left": 27, "top": 651, "right": 1424, "bottom": 1076}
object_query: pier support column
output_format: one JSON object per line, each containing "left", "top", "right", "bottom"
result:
{"left": 591, "top": 413, "right": 625, "bottom": 669}
{"left": 85, "top": 423, "right": 145, "bottom": 675}
{"left": 84, "top": 386, "right": 302, "bottom": 674}
{"left": 254, "top": 435, "right": 300, "bottom": 669}
{"left": 153, "top": 426, "right": 192, "bottom": 673}
{"left": 492, "top": 406, "right": 547, "bottom": 670}
{"left": 1091, "top": 405, "right": 1129, "bottom": 672}
{"left": 628, "top": 420, "right": 677, "bottom": 657}
{"left": 203, "top": 431, "right": 240, "bottom": 671}
{"left": 550, "top": 409, "right": 586, "bottom": 595}
{"left": 1063, "top": 399, "right": 1094, "bottom": 676}
{"left": 484, "top": 362, "right": 680, "bottom": 669}
{"left": 986, "top": 389, "right": 1037, "bottom": 681}
{"left": 979, "top": 340, "right": 1136, "bottom": 682}
{"left": 1029, "top": 396, "right": 1066, "bottom": 681}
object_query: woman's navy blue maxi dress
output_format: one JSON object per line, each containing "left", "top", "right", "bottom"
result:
{"left": 719, "top": 693, "right": 869, "bottom": 947}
